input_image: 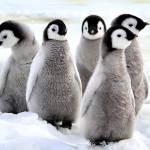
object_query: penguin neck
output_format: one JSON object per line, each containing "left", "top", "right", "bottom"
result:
{"left": 125, "top": 38, "right": 140, "bottom": 59}
{"left": 42, "top": 40, "right": 69, "bottom": 52}
{"left": 43, "top": 39, "right": 68, "bottom": 45}
{"left": 126, "top": 38, "right": 139, "bottom": 52}
{"left": 42, "top": 40, "right": 70, "bottom": 61}
{"left": 79, "top": 36, "right": 101, "bottom": 71}
{"left": 125, "top": 38, "right": 143, "bottom": 71}
{"left": 11, "top": 38, "right": 39, "bottom": 64}
{"left": 81, "top": 35, "right": 101, "bottom": 44}
{"left": 102, "top": 49, "right": 127, "bottom": 75}
{"left": 79, "top": 36, "right": 101, "bottom": 53}
{"left": 132, "top": 38, "right": 137, "bottom": 43}
{"left": 130, "top": 38, "right": 138, "bottom": 47}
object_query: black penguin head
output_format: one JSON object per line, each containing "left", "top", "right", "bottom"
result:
{"left": 82, "top": 15, "right": 106, "bottom": 40}
{"left": 111, "top": 14, "right": 149, "bottom": 35}
{"left": 102, "top": 25, "right": 137, "bottom": 52}
{"left": 0, "top": 20, "right": 27, "bottom": 48}
{"left": 43, "top": 19, "right": 67, "bottom": 41}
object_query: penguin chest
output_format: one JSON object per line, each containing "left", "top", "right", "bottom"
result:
{"left": 78, "top": 38, "right": 100, "bottom": 72}
{"left": 81, "top": 47, "right": 99, "bottom": 72}
{"left": 39, "top": 58, "right": 75, "bottom": 101}
{"left": 8, "top": 62, "right": 30, "bottom": 90}
{"left": 89, "top": 75, "right": 134, "bottom": 124}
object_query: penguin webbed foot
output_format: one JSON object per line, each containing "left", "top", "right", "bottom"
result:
{"left": 56, "top": 126, "right": 59, "bottom": 130}
{"left": 47, "top": 117, "right": 72, "bottom": 130}
{"left": 48, "top": 122, "right": 59, "bottom": 130}
{"left": 61, "top": 121, "right": 72, "bottom": 130}
{"left": 47, "top": 119, "right": 57, "bottom": 127}
{"left": 90, "top": 140, "right": 108, "bottom": 146}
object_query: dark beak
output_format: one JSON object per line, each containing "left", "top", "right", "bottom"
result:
{"left": 89, "top": 27, "right": 97, "bottom": 35}
{"left": 145, "top": 22, "right": 149, "bottom": 26}
{"left": 0, "top": 41, "right": 3, "bottom": 46}
{"left": 127, "top": 34, "right": 138, "bottom": 40}
{"left": 58, "top": 28, "right": 67, "bottom": 35}
{"left": 134, "top": 34, "right": 138, "bottom": 37}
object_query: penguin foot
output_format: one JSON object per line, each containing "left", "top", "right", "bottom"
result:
{"left": 61, "top": 121, "right": 72, "bottom": 130}
{"left": 48, "top": 122, "right": 59, "bottom": 130}
{"left": 47, "top": 120, "right": 57, "bottom": 127}
{"left": 90, "top": 140, "right": 108, "bottom": 146}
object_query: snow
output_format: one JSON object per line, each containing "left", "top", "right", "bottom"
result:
{"left": 0, "top": 104, "right": 149, "bottom": 150}
{"left": 0, "top": 112, "right": 77, "bottom": 150}
{"left": 0, "top": 0, "right": 150, "bottom": 24}
{"left": 0, "top": 0, "right": 150, "bottom": 149}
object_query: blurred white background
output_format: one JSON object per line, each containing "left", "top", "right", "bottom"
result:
{"left": 0, "top": 0, "right": 150, "bottom": 78}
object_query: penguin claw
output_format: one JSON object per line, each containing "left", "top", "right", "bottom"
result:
{"left": 90, "top": 140, "right": 108, "bottom": 146}
{"left": 89, "top": 141, "right": 94, "bottom": 145}
{"left": 100, "top": 141, "right": 108, "bottom": 146}
{"left": 56, "top": 126, "right": 59, "bottom": 130}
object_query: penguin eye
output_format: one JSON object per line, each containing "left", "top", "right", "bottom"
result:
{"left": 99, "top": 27, "right": 101, "bottom": 30}
{"left": 85, "top": 27, "right": 87, "bottom": 30}
{"left": 129, "top": 24, "right": 133, "bottom": 27}
{"left": 3, "top": 35, "right": 7, "bottom": 39}
{"left": 117, "top": 34, "right": 121, "bottom": 37}
{"left": 52, "top": 28, "right": 56, "bottom": 32}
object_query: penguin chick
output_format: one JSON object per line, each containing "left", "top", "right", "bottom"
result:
{"left": 80, "top": 26, "right": 136, "bottom": 144}
{"left": 26, "top": 19, "right": 82, "bottom": 129}
{"left": 111, "top": 14, "right": 149, "bottom": 115}
{"left": 75, "top": 15, "right": 106, "bottom": 94}
{"left": 0, "top": 20, "right": 39, "bottom": 113}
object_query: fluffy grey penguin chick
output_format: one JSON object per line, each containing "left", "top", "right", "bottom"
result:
{"left": 0, "top": 20, "right": 39, "bottom": 114}
{"left": 75, "top": 15, "right": 106, "bottom": 94}
{"left": 26, "top": 19, "right": 82, "bottom": 129}
{"left": 80, "top": 26, "right": 136, "bottom": 145}
{"left": 111, "top": 14, "right": 149, "bottom": 115}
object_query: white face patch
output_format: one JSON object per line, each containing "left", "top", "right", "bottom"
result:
{"left": 0, "top": 30, "right": 19, "bottom": 48}
{"left": 47, "top": 24, "right": 67, "bottom": 41}
{"left": 122, "top": 18, "right": 139, "bottom": 35}
{"left": 83, "top": 21, "right": 105, "bottom": 40}
{"left": 111, "top": 29, "right": 131, "bottom": 50}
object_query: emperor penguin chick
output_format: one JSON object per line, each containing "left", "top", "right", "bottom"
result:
{"left": 0, "top": 20, "right": 39, "bottom": 113}
{"left": 111, "top": 14, "right": 149, "bottom": 115}
{"left": 80, "top": 26, "right": 136, "bottom": 145}
{"left": 75, "top": 15, "right": 106, "bottom": 94}
{"left": 26, "top": 19, "right": 82, "bottom": 129}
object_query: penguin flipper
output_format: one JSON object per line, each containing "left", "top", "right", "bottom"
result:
{"left": 26, "top": 51, "right": 43, "bottom": 102}
{"left": 143, "top": 71, "right": 149, "bottom": 99}
{"left": 0, "top": 56, "right": 13, "bottom": 95}
{"left": 71, "top": 54, "right": 82, "bottom": 92}
{"left": 81, "top": 73, "right": 105, "bottom": 117}
{"left": 131, "top": 90, "right": 135, "bottom": 110}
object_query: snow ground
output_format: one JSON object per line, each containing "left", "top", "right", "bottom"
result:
{"left": 0, "top": 103, "right": 150, "bottom": 150}
{"left": 0, "top": 22, "right": 149, "bottom": 150}
{"left": 0, "top": 0, "right": 150, "bottom": 149}
{"left": 0, "top": 23, "right": 149, "bottom": 150}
